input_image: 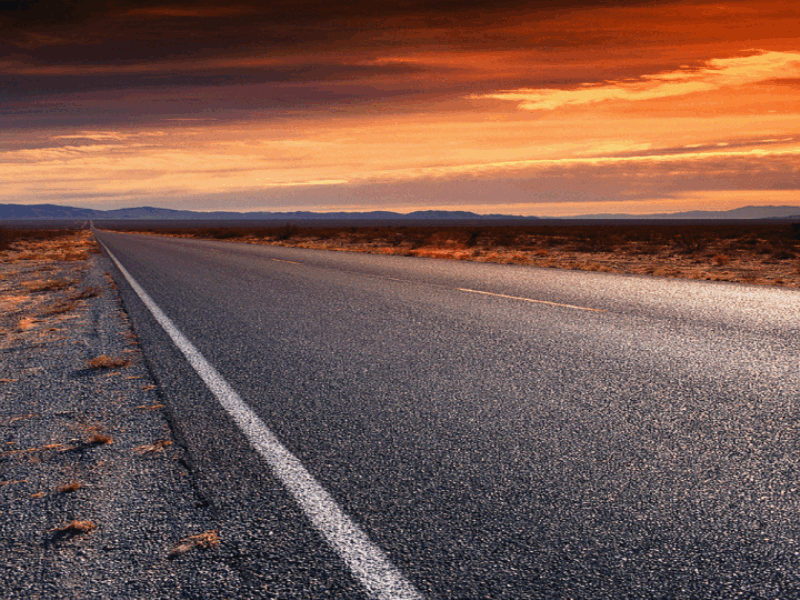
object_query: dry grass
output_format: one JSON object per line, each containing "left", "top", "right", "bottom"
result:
{"left": 87, "top": 432, "right": 113, "bottom": 445}
{"left": 40, "top": 299, "right": 80, "bottom": 316}
{"left": 0, "top": 229, "right": 95, "bottom": 263}
{"left": 69, "top": 286, "right": 101, "bottom": 300}
{"left": 56, "top": 481, "right": 82, "bottom": 494}
{"left": 134, "top": 439, "right": 172, "bottom": 454}
{"left": 0, "top": 479, "right": 28, "bottom": 487}
{"left": 168, "top": 530, "right": 220, "bottom": 558}
{"left": 17, "top": 316, "right": 39, "bottom": 330}
{"left": 87, "top": 355, "right": 131, "bottom": 370}
{"left": 8, "top": 413, "right": 38, "bottom": 423}
{"left": 42, "top": 443, "right": 69, "bottom": 452}
{"left": 50, "top": 520, "right": 96, "bottom": 535}
{"left": 0, "top": 229, "right": 99, "bottom": 348}
{"left": 22, "top": 278, "right": 73, "bottom": 292}
{"left": 135, "top": 403, "right": 164, "bottom": 410}
{"left": 104, "top": 271, "right": 117, "bottom": 289}
{"left": 114, "top": 221, "right": 800, "bottom": 288}
{"left": 1, "top": 443, "right": 67, "bottom": 458}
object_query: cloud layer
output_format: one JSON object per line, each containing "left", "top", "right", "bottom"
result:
{"left": 2, "top": 1, "right": 800, "bottom": 214}
{"left": 475, "top": 51, "right": 800, "bottom": 110}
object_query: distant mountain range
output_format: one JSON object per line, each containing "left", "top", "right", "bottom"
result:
{"left": 1, "top": 202, "right": 799, "bottom": 221}
{"left": 572, "top": 205, "right": 800, "bottom": 220}
{"left": 0, "top": 203, "right": 526, "bottom": 222}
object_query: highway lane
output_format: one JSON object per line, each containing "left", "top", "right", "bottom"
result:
{"left": 96, "top": 230, "right": 800, "bottom": 599}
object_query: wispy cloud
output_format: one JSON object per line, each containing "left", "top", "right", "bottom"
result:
{"left": 474, "top": 51, "right": 800, "bottom": 110}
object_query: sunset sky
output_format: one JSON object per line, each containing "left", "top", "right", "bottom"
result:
{"left": 2, "top": 0, "right": 799, "bottom": 216}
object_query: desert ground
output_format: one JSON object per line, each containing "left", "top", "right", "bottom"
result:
{"left": 107, "top": 222, "right": 800, "bottom": 289}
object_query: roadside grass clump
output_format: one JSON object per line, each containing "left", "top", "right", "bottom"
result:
{"left": 134, "top": 439, "right": 173, "bottom": 454}
{"left": 22, "top": 278, "right": 73, "bottom": 293}
{"left": 76, "top": 421, "right": 114, "bottom": 446}
{"left": 168, "top": 530, "right": 220, "bottom": 558}
{"left": 87, "top": 354, "right": 130, "bottom": 370}
{"left": 135, "top": 403, "right": 164, "bottom": 410}
{"left": 69, "top": 286, "right": 101, "bottom": 300}
{"left": 57, "top": 481, "right": 82, "bottom": 494}
{"left": 104, "top": 271, "right": 118, "bottom": 289}
{"left": 88, "top": 432, "right": 113, "bottom": 445}
{"left": 40, "top": 299, "right": 80, "bottom": 316}
{"left": 17, "top": 316, "right": 39, "bottom": 330}
{"left": 50, "top": 520, "right": 96, "bottom": 538}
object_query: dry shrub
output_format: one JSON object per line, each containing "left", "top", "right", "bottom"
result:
{"left": 40, "top": 300, "right": 79, "bottom": 316}
{"left": 770, "top": 250, "right": 796, "bottom": 261}
{"left": 69, "top": 286, "right": 101, "bottom": 300}
{"left": 712, "top": 254, "right": 729, "bottom": 266}
{"left": 88, "top": 432, "right": 113, "bottom": 445}
{"left": 50, "top": 520, "right": 96, "bottom": 536}
{"left": 23, "top": 278, "right": 73, "bottom": 293}
{"left": 18, "top": 317, "right": 38, "bottom": 330}
{"left": 87, "top": 355, "right": 130, "bottom": 370}
{"left": 168, "top": 530, "right": 220, "bottom": 558}
{"left": 55, "top": 250, "right": 90, "bottom": 262}
{"left": 57, "top": 481, "right": 82, "bottom": 494}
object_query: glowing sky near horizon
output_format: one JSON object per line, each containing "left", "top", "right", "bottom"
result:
{"left": 1, "top": 0, "right": 799, "bottom": 216}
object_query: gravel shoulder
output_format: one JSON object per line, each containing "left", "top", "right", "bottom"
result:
{"left": 0, "top": 232, "right": 242, "bottom": 598}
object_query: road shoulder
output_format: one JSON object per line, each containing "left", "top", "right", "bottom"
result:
{"left": 0, "top": 232, "right": 241, "bottom": 598}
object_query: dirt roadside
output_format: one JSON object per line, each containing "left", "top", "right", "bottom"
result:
{"left": 0, "top": 231, "right": 245, "bottom": 599}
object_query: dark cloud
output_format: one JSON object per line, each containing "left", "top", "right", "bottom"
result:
{"left": 1, "top": 0, "right": 684, "bottom": 57}
{"left": 0, "top": 62, "right": 432, "bottom": 99}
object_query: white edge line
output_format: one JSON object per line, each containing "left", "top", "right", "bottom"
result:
{"left": 99, "top": 239, "right": 424, "bottom": 600}
{"left": 458, "top": 288, "right": 606, "bottom": 313}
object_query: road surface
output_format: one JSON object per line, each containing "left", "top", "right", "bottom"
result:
{"left": 96, "top": 230, "right": 800, "bottom": 599}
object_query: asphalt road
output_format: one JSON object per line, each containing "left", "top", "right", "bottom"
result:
{"left": 96, "top": 230, "right": 800, "bottom": 600}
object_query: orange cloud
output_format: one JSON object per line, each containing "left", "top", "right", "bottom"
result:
{"left": 475, "top": 51, "right": 800, "bottom": 110}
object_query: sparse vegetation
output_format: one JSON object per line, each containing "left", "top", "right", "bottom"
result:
{"left": 50, "top": 520, "right": 96, "bottom": 537}
{"left": 22, "top": 278, "right": 74, "bottom": 292}
{"left": 87, "top": 355, "right": 131, "bottom": 370}
{"left": 0, "top": 228, "right": 95, "bottom": 263}
{"left": 57, "top": 481, "right": 82, "bottom": 494}
{"left": 87, "top": 431, "right": 114, "bottom": 445}
{"left": 40, "top": 299, "right": 80, "bottom": 316}
{"left": 108, "top": 221, "right": 800, "bottom": 287}
{"left": 168, "top": 530, "right": 220, "bottom": 558}
{"left": 134, "top": 439, "right": 173, "bottom": 454}
{"left": 136, "top": 402, "right": 164, "bottom": 410}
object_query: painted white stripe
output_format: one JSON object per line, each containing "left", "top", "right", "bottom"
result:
{"left": 271, "top": 258, "right": 302, "bottom": 264}
{"left": 459, "top": 288, "right": 606, "bottom": 313}
{"left": 99, "top": 241, "right": 424, "bottom": 600}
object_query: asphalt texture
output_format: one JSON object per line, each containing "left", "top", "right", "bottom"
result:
{"left": 95, "top": 230, "right": 800, "bottom": 600}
